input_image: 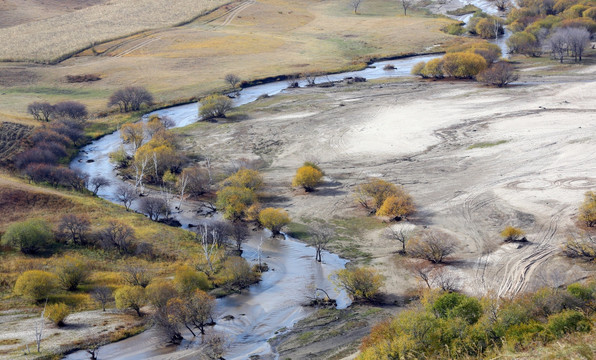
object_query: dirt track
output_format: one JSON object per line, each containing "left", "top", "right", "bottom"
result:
{"left": 183, "top": 65, "right": 596, "bottom": 298}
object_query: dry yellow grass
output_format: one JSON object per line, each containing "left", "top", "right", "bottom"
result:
{"left": 0, "top": 0, "right": 458, "bottom": 121}
{"left": 0, "top": 0, "right": 228, "bottom": 63}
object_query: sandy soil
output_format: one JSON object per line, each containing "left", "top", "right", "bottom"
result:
{"left": 182, "top": 66, "right": 596, "bottom": 302}
{"left": 0, "top": 308, "right": 146, "bottom": 359}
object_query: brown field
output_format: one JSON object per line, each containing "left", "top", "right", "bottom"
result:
{"left": 0, "top": 0, "right": 457, "bottom": 125}
{"left": 0, "top": 0, "right": 108, "bottom": 28}
{"left": 0, "top": 0, "right": 229, "bottom": 63}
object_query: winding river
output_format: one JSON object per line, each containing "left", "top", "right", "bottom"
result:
{"left": 67, "top": 4, "right": 510, "bottom": 358}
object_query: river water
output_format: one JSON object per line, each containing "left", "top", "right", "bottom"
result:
{"left": 67, "top": 6, "right": 510, "bottom": 358}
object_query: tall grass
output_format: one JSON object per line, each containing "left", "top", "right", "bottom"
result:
{"left": 0, "top": 0, "right": 228, "bottom": 63}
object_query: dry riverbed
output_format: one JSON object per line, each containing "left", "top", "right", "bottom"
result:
{"left": 177, "top": 61, "right": 596, "bottom": 356}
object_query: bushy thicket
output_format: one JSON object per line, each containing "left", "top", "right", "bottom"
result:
{"left": 359, "top": 284, "right": 596, "bottom": 359}
{"left": 506, "top": 0, "right": 595, "bottom": 62}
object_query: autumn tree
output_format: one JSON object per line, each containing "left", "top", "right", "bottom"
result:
{"left": 108, "top": 86, "right": 153, "bottom": 112}
{"left": 174, "top": 266, "right": 211, "bottom": 295}
{"left": 292, "top": 163, "right": 324, "bottom": 192}
{"left": 120, "top": 122, "right": 146, "bottom": 152}
{"left": 563, "top": 233, "right": 596, "bottom": 260}
{"left": 184, "top": 289, "right": 216, "bottom": 335}
{"left": 579, "top": 191, "right": 596, "bottom": 227}
{"left": 500, "top": 226, "right": 526, "bottom": 242}
{"left": 223, "top": 168, "right": 264, "bottom": 191}
{"left": 419, "top": 58, "right": 445, "bottom": 79}
{"left": 408, "top": 230, "right": 459, "bottom": 263}
{"left": 55, "top": 255, "right": 90, "bottom": 291}
{"left": 259, "top": 208, "right": 291, "bottom": 235}
{"left": 477, "top": 61, "right": 519, "bottom": 87}
{"left": 146, "top": 281, "right": 178, "bottom": 309}
{"left": 45, "top": 303, "right": 70, "bottom": 327}
{"left": 14, "top": 270, "right": 58, "bottom": 302}
{"left": 356, "top": 178, "right": 399, "bottom": 211}
{"left": 58, "top": 214, "right": 90, "bottom": 245}
{"left": 2, "top": 219, "right": 53, "bottom": 255}
{"left": 216, "top": 256, "right": 258, "bottom": 289}
{"left": 91, "top": 286, "right": 113, "bottom": 311}
{"left": 441, "top": 52, "right": 487, "bottom": 78}
{"left": 507, "top": 31, "right": 542, "bottom": 57}
{"left": 375, "top": 186, "right": 415, "bottom": 220}
{"left": 199, "top": 95, "right": 233, "bottom": 120}
{"left": 216, "top": 186, "right": 257, "bottom": 221}
{"left": 115, "top": 285, "right": 146, "bottom": 316}
{"left": 332, "top": 267, "right": 384, "bottom": 302}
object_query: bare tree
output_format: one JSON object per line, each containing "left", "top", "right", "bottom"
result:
{"left": 430, "top": 265, "right": 460, "bottom": 292}
{"left": 160, "top": 115, "right": 175, "bottom": 129}
{"left": 224, "top": 73, "right": 242, "bottom": 95}
{"left": 108, "top": 86, "right": 154, "bottom": 112}
{"left": 566, "top": 27, "right": 590, "bottom": 62}
{"left": 385, "top": 224, "right": 414, "bottom": 254}
{"left": 132, "top": 156, "right": 149, "bottom": 193}
{"left": 408, "top": 230, "right": 459, "bottom": 263}
{"left": 91, "top": 286, "right": 113, "bottom": 311}
{"left": 34, "top": 301, "right": 47, "bottom": 353}
{"left": 58, "top": 214, "right": 90, "bottom": 245}
{"left": 401, "top": 0, "right": 417, "bottom": 16}
{"left": 27, "top": 102, "right": 53, "bottom": 122}
{"left": 123, "top": 265, "right": 153, "bottom": 288}
{"left": 196, "top": 224, "right": 222, "bottom": 274}
{"left": 491, "top": 0, "right": 510, "bottom": 11}
{"left": 205, "top": 332, "right": 228, "bottom": 359}
{"left": 310, "top": 225, "right": 334, "bottom": 262}
{"left": 286, "top": 74, "right": 300, "bottom": 88}
{"left": 90, "top": 176, "right": 110, "bottom": 196}
{"left": 181, "top": 166, "right": 210, "bottom": 198}
{"left": 116, "top": 184, "right": 136, "bottom": 211}
{"left": 140, "top": 197, "right": 167, "bottom": 221}
{"left": 99, "top": 221, "right": 136, "bottom": 255}
{"left": 477, "top": 61, "right": 519, "bottom": 87}
{"left": 231, "top": 222, "right": 249, "bottom": 253}
{"left": 351, "top": 0, "right": 364, "bottom": 14}
{"left": 52, "top": 101, "right": 88, "bottom": 122}
{"left": 176, "top": 172, "right": 189, "bottom": 210}
{"left": 404, "top": 259, "right": 433, "bottom": 289}
{"left": 303, "top": 72, "right": 320, "bottom": 86}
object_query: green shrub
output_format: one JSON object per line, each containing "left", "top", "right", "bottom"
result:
{"left": 567, "top": 283, "right": 594, "bottom": 302}
{"left": 46, "top": 303, "right": 70, "bottom": 326}
{"left": 442, "top": 23, "right": 465, "bottom": 35}
{"left": 216, "top": 186, "right": 257, "bottom": 221}
{"left": 14, "top": 270, "right": 58, "bottom": 302}
{"left": 547, "top": 310, "right": 591, "bottom": 337}
{"left": 2, "top": 219, "right": 53, "bottom": 254}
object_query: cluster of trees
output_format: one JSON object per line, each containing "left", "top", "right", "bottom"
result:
{"left": 412, "top": 42, "right": 519, "bottom": 86}
{"left": 108, "top": 86, "right": 154, "bottom": 112}
{"left": 467, "top": 11, "right": 506, "bottom": 39}
{"left": 215, "top": 168, "right": 291, "bottom": 235}
{"left": 28, "top": 101, "right": 88, "bottom": 123}
{"left": 506, "top": 0, "right": 595, "bottom": 62}
{"left": 14, "top": 118, "right": 91, "bottom": 189}
{"left": 355, "top": 178, "right": 415, "bottom": 221}
{"left": 358, "top": 283, "right": 596, "bottom": 359}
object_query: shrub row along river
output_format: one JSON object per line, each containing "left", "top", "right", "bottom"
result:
{"left": 67, "top": 6, "right": 509, "bottom": 357}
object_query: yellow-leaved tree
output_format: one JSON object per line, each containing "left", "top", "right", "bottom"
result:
{"left": 292, "top": 163, "right": 324, "bottom": 192}
{"left": 258, "top": 208, "right": 291, "bottom": 235}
